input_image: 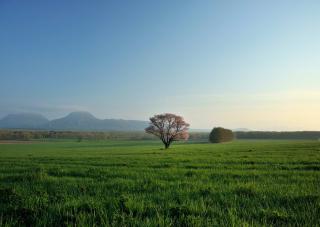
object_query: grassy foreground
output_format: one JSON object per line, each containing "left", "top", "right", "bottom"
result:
{"left": 0, "top": 140, "right": 319, "bottom": 226}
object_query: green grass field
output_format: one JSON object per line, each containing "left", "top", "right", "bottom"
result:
{"left": 0, "top": 140, "right": 319, "bottom": 226}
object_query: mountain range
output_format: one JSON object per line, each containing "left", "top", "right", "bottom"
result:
{"left": 0, "top": 112, "right": 149, "bottom": 131}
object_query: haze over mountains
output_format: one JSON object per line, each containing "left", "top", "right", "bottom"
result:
{"left": 0, "top": 112, "right": 148, "bottom": 131}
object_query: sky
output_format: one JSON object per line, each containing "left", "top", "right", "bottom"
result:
{"left": 0, "top": 0, "right": 319, "bottom": 130}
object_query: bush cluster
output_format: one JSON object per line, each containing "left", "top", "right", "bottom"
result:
{"left": 209, "top": 127, "right": 234, "bottom": 143}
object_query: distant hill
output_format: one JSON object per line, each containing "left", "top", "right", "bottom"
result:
{"left": 233, "top": 128, "right": 250, "bottom": 132}
{"left": 0, "top": 113, "right": 50, "bottom": 129}
{"left": 0, "top": 111, "right": 148, "bottom": 131}
{"left": 45, "top": 112, "right": 102, "bottom": 131}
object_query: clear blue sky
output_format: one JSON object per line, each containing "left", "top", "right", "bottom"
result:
{"left": 1, "top": 0, "right": 319, "bottom": 130}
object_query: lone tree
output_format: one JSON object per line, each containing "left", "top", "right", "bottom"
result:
{"left": 209, "top": 127, "right": 234, "bottom": 143}
{"left": 145, "top": 113, "right": 189, "bottom": 149}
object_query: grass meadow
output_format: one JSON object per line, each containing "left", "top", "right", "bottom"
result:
{"left": 0, "top": 140, "right": 319, "bottom": 226}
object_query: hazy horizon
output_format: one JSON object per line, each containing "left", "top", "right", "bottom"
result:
{"left": 1, "top": 1, "right": 319, "bottom": 131}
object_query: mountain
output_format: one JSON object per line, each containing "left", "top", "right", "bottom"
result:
{"left": 43, "top": 111, "right": 149, "bottom": 131}
{"left": 45, "top": 112, "right": 101, "bottom": 131}
{"left": 0, "top": 113, "right": 50, "bottom": 129}
{"left": 0, "top": 111, "right": 149, "bottom": 131}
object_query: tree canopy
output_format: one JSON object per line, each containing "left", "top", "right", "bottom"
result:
{"left": 145, "top": 113, "right": 189, "bottom": 149}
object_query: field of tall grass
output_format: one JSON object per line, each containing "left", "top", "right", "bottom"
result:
{"left": 0, "top": 140, "right": 319, "bottom": 226}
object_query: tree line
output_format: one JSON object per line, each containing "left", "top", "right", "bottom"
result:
{"left": 0, "top": 130, "right": 152, "bottom": 141}
{"left": 235, "top": 131, "right": 320, "bottom": 140}
{"left": 0, "top": 130, "right": 208, "bottom": 141}
{"left": 1, "top": 129, "right": 319, "bottom": 142}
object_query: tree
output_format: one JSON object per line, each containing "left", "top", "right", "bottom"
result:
{"left": 209, "top": 127, "right": 234, "bottom": 143}
{"left": 145, "top": 113, "right": 189, "bottom": 149}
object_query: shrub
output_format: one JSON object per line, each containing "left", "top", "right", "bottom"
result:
{"left": 209, "top": 127, "right": 234, "bottom": 143}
